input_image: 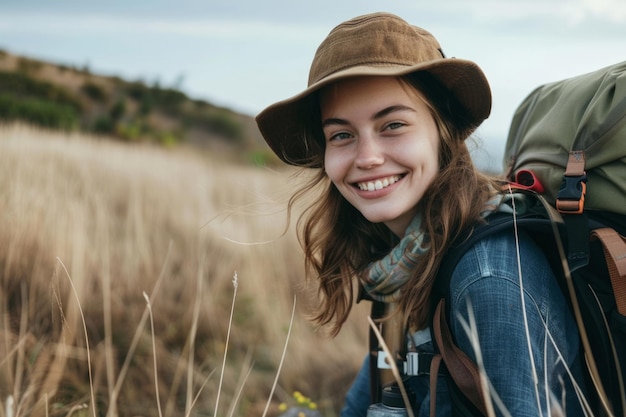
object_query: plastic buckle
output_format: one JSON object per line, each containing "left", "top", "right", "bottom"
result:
{"left": 377, "top": 351, "right": 410, "bottom": 371}
{"left": 376, "top": 350, "right": 394, "bottom": 370}
{"left": 404, "top": 352, "right": 420, "bottom": 376}
{"left": 556, "top": 174, "right": 587, "bottom": 214}
{"left": 377, "top": 351, "right": 432, "bottom": 376}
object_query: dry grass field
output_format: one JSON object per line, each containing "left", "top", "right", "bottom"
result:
{"left": 0, "top": 124, "right": 369, "bottom": 417}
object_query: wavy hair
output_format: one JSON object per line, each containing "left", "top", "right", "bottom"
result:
{"left": 287, "top": 72, "right": 500, "bottom": 336}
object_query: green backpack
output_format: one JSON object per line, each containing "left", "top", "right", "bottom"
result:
{"left": 502, "top": 61, "right": 626, "bottom": 417}
{"left": 504, "top": 60, "right": 626, "bottom": 215}
{"left": 428, "top": 61, "right": 626, "bottom": 417}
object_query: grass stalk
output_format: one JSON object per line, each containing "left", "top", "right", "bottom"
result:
{"left": 100, "top": 228, "right": 117, "bottom": 417}
{"left": 508, "top": 190, "right": 543, "bottom": 416}
{"left": 261, "top": 294, "right": 297, "bottom": 417}
{"left": 57, "top": 258, "right": 97, "bottom": 417}
{"left": 457, "top": 301, "right": 501, "bottom": 417}
{"left": 185, "top": 370, "right": 216, "bottom": 417}
{"left": 13, "top": 283, "right": 28, "bottom": 411}
{"left": 227, "top": 348, "right": 254, "bottom": 417}
{"left": 184, "top": 253, "right": 205, "bottom": 417}
{"left": 215, "top": 271, "right": 239, "bottom": 417}
{"left": 143, "top": 292, "right": 163, "bottom": 417}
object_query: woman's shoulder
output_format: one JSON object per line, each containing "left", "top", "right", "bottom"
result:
{"left": 452, "top": 227, "right": 553, "bottom": 280}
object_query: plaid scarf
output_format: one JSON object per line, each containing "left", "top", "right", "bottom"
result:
{"left": 361, "top": 191, "right": 530, "bottom": 302}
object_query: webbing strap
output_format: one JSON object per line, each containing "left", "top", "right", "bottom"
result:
{"left": 564, "top": 150, "right": 586, "bottom": 176}
{"left": 556, "top": 150, "right": 587, "bottom": 215}
{"left": 369, "top": 300, "right": 386, "bottom": 403}
{"left": 432, "top": 300, "right": 488, "bottom": 416}
{"left": 429, "top": 354, "right": 443, "bottom": 417}
{"left": 368, "top": 300, "right": 406, "bottom": 403}
{"left": 591, "top": 228, "right": 626, "bottom": 315}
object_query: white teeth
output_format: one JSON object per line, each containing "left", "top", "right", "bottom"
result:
{"left": 357, "top": 175, "right": 400, "bottom": 191}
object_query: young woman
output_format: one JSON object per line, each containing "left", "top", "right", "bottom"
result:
{"left": 256, "top": 12, "right": 586, "bottom": 417}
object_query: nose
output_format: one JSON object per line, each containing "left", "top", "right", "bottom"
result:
{"left": 355, "top": 136, "right": 384, "bottom": 169}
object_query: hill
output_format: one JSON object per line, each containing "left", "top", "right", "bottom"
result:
{"left": 0, "top": 49, "right": 276, "bottom": 165}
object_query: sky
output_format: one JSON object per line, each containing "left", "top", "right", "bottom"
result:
{"left": 1, "top": 0, "right": 625, "bottom": 170}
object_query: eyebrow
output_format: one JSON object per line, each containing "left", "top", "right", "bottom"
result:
{"left": 321, "top": 105, "right": 416, "bottom": 128}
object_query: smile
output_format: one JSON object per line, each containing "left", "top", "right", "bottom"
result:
{"left": 356, "top": 175, "right": 402, "bottom": 191}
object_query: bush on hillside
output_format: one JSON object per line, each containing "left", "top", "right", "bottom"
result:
{"left": 0, "top": 94, "right": 78, "bottom": 130}
{"left": 0, "top": 71, "right": 82, "bottom": 111}
{"left": 81, "top": 81, "right": 108, "bottom": 103}
{"left": 92, "top": 115, "right": 115, "bottom": 134}
{"left": 109, "top": 100, "right": 126, "bottom": 121}
{"left": 125, "top": 81, "right": 188, "bottom": 117}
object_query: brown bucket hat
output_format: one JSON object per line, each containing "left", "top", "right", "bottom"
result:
{"left": 256, "top": 12, "right": 492, "bottom": 167}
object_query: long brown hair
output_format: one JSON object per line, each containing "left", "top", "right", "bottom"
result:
{"left": 287, "top": 72, "right": 500, "bottom": 336}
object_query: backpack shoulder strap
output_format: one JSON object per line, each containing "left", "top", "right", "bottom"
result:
{"left": 590, "top": 228, "right": 626, "bottom": 315}
{"left": 432, "top": 299, "right": 490, "bottom": 416}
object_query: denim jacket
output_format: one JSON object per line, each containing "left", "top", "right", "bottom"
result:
{"left": 341, "top": 229, "right": 586, "bottom": 417}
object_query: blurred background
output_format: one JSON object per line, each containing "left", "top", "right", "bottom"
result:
{"left": 0, "top": 1, "right": 625, "bottom": 416}
{"left": 2, "top": 0, "right": 625, "bottom": 168}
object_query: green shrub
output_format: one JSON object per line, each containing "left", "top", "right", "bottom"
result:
{"left": 150, "top": 87, "right": 187, "bottom": 116}
{"left": 93, "top": 116, "right": 114, "bottom": 134}
{"left": 125, "top": 81, "right": 188, "bottom": 117}
{"left": 156, "top": 130, "right": 179, "bottom": 147}
{"left": 126, "top": 81, "right": 148, "bottom": 101}
{"left": 0, "top": 94, "right": 78, "bottom": 130}
{"left": 116, "top": 120, "right": 145, "bottom": 141}
{"left": 109, "top": 100, "right": 126, "bottom": 121}
{"left": 139, "top": 96, "right": 153, "bottom": 116}
{"left": 81, "top": 81, "right": 108, "bottom": 102}
{"left": 0, "top": 71, "right": 82, "bottom": 111}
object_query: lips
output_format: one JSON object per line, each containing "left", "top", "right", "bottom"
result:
{"left": 356, "top": 175, "right": 401, "bottom": 191}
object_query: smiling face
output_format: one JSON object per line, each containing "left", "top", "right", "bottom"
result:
{"left": 320, "top": 76, "right": 440, "bottom": 237}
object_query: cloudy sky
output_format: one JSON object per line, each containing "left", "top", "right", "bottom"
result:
{"left": 1, "top": 0, "right": 625, "bottom": 169}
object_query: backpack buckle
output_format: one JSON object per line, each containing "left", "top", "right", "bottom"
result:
{"left": 377, "top": 350, "right": 439, "bottom": 376}
{"left": 556, "top": 174, "right": 587, "bottom": 214}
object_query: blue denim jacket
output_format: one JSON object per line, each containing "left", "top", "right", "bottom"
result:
{"left": 341, "top": 229, "right": 586, "bottom": 417}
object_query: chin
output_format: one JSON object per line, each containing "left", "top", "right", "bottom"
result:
{"left": 362, "top": 213, "right": 397, "bottom": 225}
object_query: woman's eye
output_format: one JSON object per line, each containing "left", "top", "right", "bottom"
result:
{"left": 328, "top": 132, "right": 352, "bottom": 141}
{"left": 385, "top": 122, "right": 405, "bottom": 131}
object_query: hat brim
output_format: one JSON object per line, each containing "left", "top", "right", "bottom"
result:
{"left": 256, "top": 58, "right": 491, "bottom": 167}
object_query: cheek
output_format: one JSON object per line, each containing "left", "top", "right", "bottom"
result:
{"left": 425, "top": 145, "right": 441, "bottom": 185}
{"left": 323, "top": 150, "right": 345, "bottom": 183}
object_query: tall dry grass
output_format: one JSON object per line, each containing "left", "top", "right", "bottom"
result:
{"left": 0, "top": 124, "right": 369, "bottom": 417}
